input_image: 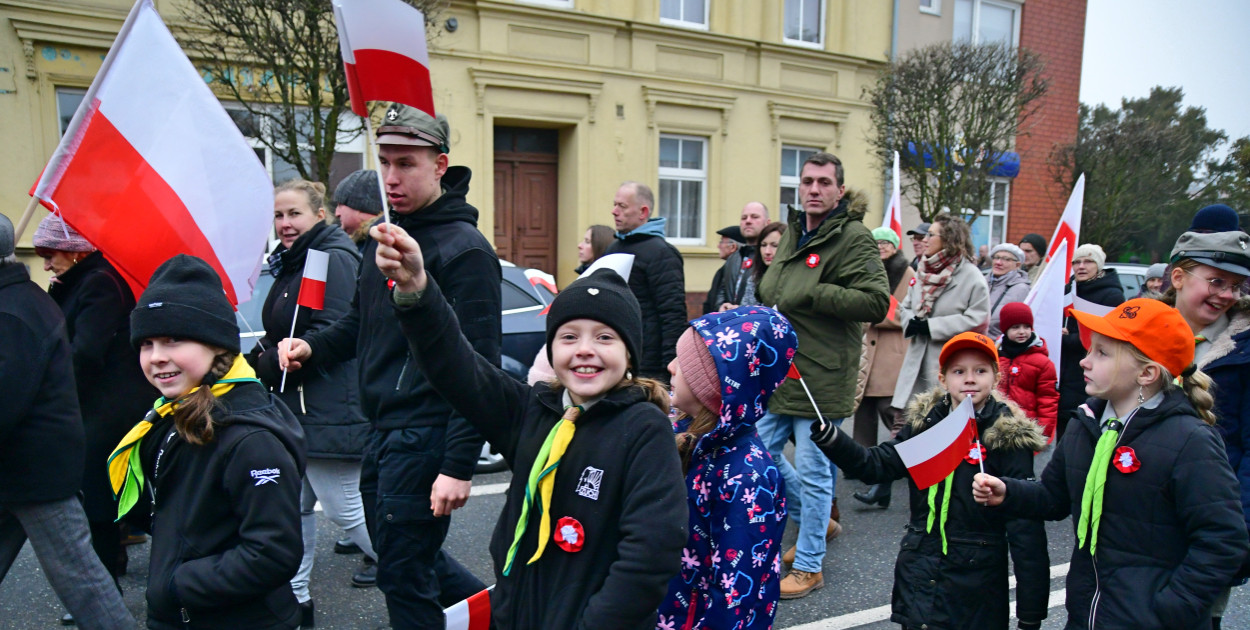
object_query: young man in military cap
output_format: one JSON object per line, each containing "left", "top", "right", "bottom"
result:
{"left": 282, "top": 103, "right": 499, "bottom": 628}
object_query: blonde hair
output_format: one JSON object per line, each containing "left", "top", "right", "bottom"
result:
{"left": 545, "top": 376, "right": 670, "bottom": 416}
{"left": 1109, "top": 337, "right": 1216, "bottom": 426}
{"left": 275, "top": 179, "right": 328, "bottom": 217}
{"left": 675, "top": 407, "right": 718, "bottom": 473}
{"left": 172, "top": 350, "right": 235, "bottom": 445}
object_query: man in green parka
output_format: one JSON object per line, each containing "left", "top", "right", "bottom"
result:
{"left": 757, "top": 152, "right": 889, "bottom": 599}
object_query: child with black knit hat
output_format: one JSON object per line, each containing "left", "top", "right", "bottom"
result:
{"left": 368, "top": 224, "right": 688, "bottom": 630}
{"left": 109, "top": 254, "right": 307, "bottom": 629}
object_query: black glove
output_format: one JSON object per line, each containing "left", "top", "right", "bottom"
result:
{"left": 809, "top": 418, "right": 839, "bottom": 448}
{"left": 1017, "top": 621, "right": 1042, "bottom": 630}
{"left": 905, "top": 318, "right": 930, "bottom": 338}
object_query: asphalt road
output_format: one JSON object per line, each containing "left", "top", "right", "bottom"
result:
{"left": 3, "top": 459, "right": 1248, "bottom": 629}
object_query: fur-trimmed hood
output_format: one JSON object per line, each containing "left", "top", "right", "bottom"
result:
{"left": 903, "top": 387, "right": 1046, "bottom": 452}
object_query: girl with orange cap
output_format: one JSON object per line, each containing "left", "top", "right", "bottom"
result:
{"left": 974, "top": 298, "right": 1248, "bottom": 630}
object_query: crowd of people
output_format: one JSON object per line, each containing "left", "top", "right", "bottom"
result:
{"left": 1, "top": 100, "right": 1248, "bottom": 630}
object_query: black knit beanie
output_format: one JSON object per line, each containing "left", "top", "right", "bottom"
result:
{"left": 333, "top": 169, "right": 383, "bottom": 215}
{"left": 545, "top": 268, "right": 642, "bottom": 370}
{"left": 1019, "top": 233, "right": 1047, "bottom": 257}
{"left": 131, "top": 254, "right": 241, "bottom": 354}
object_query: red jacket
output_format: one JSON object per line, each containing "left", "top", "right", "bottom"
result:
{"left": 996, "top": 336, "right": 1059, "bottom": 440}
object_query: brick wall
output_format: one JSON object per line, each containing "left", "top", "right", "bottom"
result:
{"left": 1010, "top": 0, "right": 1087, "bottom": 243}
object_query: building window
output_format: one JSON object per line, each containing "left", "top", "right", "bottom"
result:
{"left": 784, "top": 0, "right": 825, "bottom": 47}
{"left": 224, "top": 105, "right": 364, "bottom": 190}
{"left": 56, "top": 88, "right": 87, "bottom": 136}
{"left": 919, "top": 0, "right": 941, "bottom": 16}
{"left": 779, "top": 145, "right": 819, "bottom": 224}
{"left": 954, "top": 0, "right": 1020, "bottom": 46}
{"left": 660, "top": 0, "right": 708, "bottom": 29}
{"left": 658, "top": 134, "right": 707, "bottom": 244}
{"left": 964, "top": 178, "right": 1010, "bottom": 252}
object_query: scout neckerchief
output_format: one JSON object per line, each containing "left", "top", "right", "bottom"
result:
{"left": 107, "top": 355, "right": 260, "bottom": 520}
{"left": 504, "top": 402, "right": 584, "bottom": 575}
{"left": 1077, "top": 399, "right": 1152, "bottom": 556}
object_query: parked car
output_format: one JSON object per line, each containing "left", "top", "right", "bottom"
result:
{"left": 1105, "top": 262, "right": 1149, "bottom": 300}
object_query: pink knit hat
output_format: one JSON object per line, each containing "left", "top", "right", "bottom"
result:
{"left": 676, "top": 327, "right": 722, "bottom": 413}
{"left": 32, "top": 214, "right": 94, "bottom": 252}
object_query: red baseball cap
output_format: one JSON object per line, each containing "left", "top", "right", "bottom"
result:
{"left": 1070, "top": 298, "right": 1194, "bottom": 377}
{"left": 939, "top": 331, "right": 999, "bottom": 370}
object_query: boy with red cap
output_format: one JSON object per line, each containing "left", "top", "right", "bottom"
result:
{"left": 995, "top": 302, "right": 1059, "bottom": 441}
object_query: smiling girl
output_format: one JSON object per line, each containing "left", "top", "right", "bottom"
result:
{"left": 370, "top": 224, "right": 687, "bottom": 630}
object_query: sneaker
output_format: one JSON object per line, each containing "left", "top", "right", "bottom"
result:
{"left": 334, "top": 538, "right": 362, "bottom": 554}
{"left": 779, "top": 569, "right": 824, "bottom": 599}
{"left": 351, "top": 562, "right": 377, "bottom": 588}
{"left": 826, "top": 518, "right": 843, "bottom": 540}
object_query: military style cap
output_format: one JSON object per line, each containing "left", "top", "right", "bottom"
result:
{"left": 377, "top": 103, "right": 450, "bottom": 153}
{"left": 1170, "top": 230, "right": 1250, "bottom": 277}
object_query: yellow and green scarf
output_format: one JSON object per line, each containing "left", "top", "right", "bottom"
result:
{"left": 503, "top": 404, "right": 582, "bottom": 575}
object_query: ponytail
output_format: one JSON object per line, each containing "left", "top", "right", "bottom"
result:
{"left": 675, "top": 407, "right": 719, "bottom": 473}
{"left": 1179, "top": 367, "right": 1217, "bottom": 426}
{"left": 174, "top": 351, "right": 234, "bottom": 445}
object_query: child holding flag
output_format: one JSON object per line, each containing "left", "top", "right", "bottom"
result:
{"left": 811, "top": 332, "right": 1050, "bottom": 629}
{"left": 370, "top": 223, "right": 688, "bottom": 630}
{"left": 109, "top": 255, "right": 306, "bottom": 629}
{"left": 974, "top": 299, "right": 1248, "bottom": 630}
{"left": 656, "top": 306, "right": 797, "bottom": 630}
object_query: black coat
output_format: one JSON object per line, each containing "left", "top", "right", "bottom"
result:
{"left": 604, "top": 221, "right": 687, "bottom": 381}
{"left": 0, "top": 263, "right": 85, "bottom": 503}
{"left": 48, "top": 252, "right": 157, "bottom": 521}
{"left": 816, "top": 388, "right": 1050, "bottom": 629}
{"left": 249, "top": 223, "right": 368, "bottom": 459}
{"left": 1058, "top": 270, "right": 1125, "bottom": 419}
{"left": 127, "top": 381, "right": 306, "bottom": 630}
{"left": 393, "top": 276, "right": 688, "bottom": 630}
{"left": 1001, "top": 391, "right": 1249, "bottom": 629}
{"left": 701, "top": 264, "right": 726, "bottom": 315}
{"left": 304, "top": 166, "right": 499, "bottom": 480}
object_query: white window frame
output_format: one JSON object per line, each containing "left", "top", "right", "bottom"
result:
{"left": 962, "top": 177, "right": 1011, "bottom": 251}
{"left": 778, "top": 145, "right": 820, "bottom": 225}
{"left": 659, "top": 0, "right": 709, "bottom": 30}
{"left": 657, "top": 133, "right": 708, "bottom": 246}
{"left": 55, "top": 87, "right": 89, "bottom": 137}
{"left": 919, "top": 0, "right": 942, "bottom": 16}
{"left": 518, "top": 0, "right": 573, "bottom": 8}
{"left": 783, "top": 0, "right": 826, "bottom": 49}
{"left": 954, "top": 0, "right": 1021, "bottom": 47}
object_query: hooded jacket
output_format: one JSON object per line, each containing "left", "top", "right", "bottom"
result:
{"left": 997, "top": 334, "right": 1059, "bottom": 440}
{"left": 816, "top": 388, "right": 1050, "bottom": 629}
{"left": 605, "top": 217, "right": 687, "bottom": 381}
{"left": 47, "top": 251, "right": 156, "bottom": 521}
{"left": 1001, "top": 391, "right": 1248, "bottom": 630}
{"left": 758, "top": 196, "right": 890, "bottom": 419}
{"left": 657, "top": 307, "right": 797, "bottom": 630}
{"left": 127, "top": 380, "right": 307, "bottom": 630}
{"left": 393, "top": 275, "right": 688, "bottom": 630}
{"left": 303, "top": 166, "right": 499, "bottom": 480}
{"left": 249, "top": 222, "right": 368, "bottom": 459}
{"left": 984, "top": 268, "right": 1031, "bottom": 338}
{"left": 1058, "top": 270, "right": 1124, "bottom": 419}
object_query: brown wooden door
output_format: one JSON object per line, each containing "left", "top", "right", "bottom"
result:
{"left": 493, "top": 127, "right": 558, "bottom": 275}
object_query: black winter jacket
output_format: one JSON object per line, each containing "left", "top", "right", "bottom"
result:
{"left": 816, "top": 388, "right": 1050, "bottom": 629}
{"left": 0, "top": 263, "right": 85, "bottom": 503}
{"left": 604, "top": 218, "right": 687, "bottom": 381}
{"left": 303, "top": 166, "right": 499, "bottom": 480}
{"left": 1001, "top": 391, "right": 1248, "bottom": 629}
{"left": 1058, "top": 270, "right": 1124, "bottom": 419}
{"left": 48, "top": 252, "right": 157, "bottom": 521}
{"left": 393, "top": 276, "right": 688, "bottom": 630}
{"left": 249, "top": 223, "right": 368, "bottom": 459}
{"left": 127, "top": 381, "right": 306, "bottom": 630}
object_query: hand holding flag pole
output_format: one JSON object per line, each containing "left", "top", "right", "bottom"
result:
{"left": 786, "top": 362, "right": 828, "bottom": 431}
{"left": 281, "top": 249, "right": 330, "bottom": 393}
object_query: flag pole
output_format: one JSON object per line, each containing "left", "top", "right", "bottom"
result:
{"left": 14, "top": 195, "right": 41, "bottom": 242}
{"left": 796, "top": 376, "right": 828, "bottom": 431}
{"left": 363, "top": 114, "right": 391, "bottom": 227}
{"left": 279, "top": 305, "right": 300, "bottom": 393}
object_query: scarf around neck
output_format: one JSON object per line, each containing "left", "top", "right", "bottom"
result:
{"left": 916, "top": 252, "right": 961, "bottom": 318}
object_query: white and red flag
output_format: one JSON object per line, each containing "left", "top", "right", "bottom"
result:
{"left": 31, "top": 0, "right": 271, "bottom": 304}
{"left": 333, "top": 0, "right": 434, "bottom": 118}
{"left": 296, "top": 249, "right": 330, "bottom": 310}
{"left": 1043, "top": 174, "right": 1085, "bottom": 284}
{"left": 444, "top": 586, "right": 492, "bottom": 630}
{"left": 1025, "top": 241, "right": 1069, "bottom": 379}
{"left": 894, "top": 396, "right": 977, "bottom": 489}
{"left": 882, "top": 150, "right": 904, "bottom": 243}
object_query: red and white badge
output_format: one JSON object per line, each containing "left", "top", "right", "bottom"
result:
{"left": 1113, "top": 446, "right": 1140, "bottom": 474}
{"left": 554, "top": 516, "right": 585, "bottom": 553}
{"left": 806, "top": 253, "right": 820, "bottom": 268}
{"left": 742, "top": 258, "right": 753, "bottom": 269}
{"left": 964, "top": 443, "right": 987, "bottom": 465}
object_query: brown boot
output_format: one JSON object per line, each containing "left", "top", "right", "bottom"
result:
{"left": 825, "top": 518, "right": 843, "bottom": 540}
{"left": 782, "top": 545, "right": 795, "bottom": 566}
{"left": 779, "top": 569, "right": 824, "bottom": 599}
{"left": 831, "top": 497, "right": 841, "bottom": 523}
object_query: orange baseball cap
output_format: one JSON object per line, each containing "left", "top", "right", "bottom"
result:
{"left": 1070, "top": 298, "right": 1194, "bottom": 377}
{"left": 939, "top": 331, "right": 999, "bottom": 369}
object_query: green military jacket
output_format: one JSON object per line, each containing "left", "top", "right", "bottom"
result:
{"left": 758, "top": 198, "right": 889, "bottom": 419}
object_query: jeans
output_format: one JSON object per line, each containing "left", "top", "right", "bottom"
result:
{"left": 756, "top": 412, "right": 843, "bottom": 574}
{"left": 291, "top": 458, "right": 375, "bottom": 602}
{"left": 0, "top": 496, "right": 133, "bottom": 630}
{"left": 362, "top": 427, "right": 486, "bottom": 629}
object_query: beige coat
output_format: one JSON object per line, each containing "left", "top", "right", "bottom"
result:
{"left": 856, "top": 265, "right": 915, "bottom": 402}
{"left": 891, "top": 259, "right": 990, "bottom": 409}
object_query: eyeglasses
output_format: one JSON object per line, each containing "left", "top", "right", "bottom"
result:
{"left": 1181, "top": 267, "right": 1244, "bottom": 298}
{"left": 991, "top": 255, "right": 1018, "bottom": 262}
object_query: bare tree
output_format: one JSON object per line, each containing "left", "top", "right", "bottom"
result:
{"left": 867, "top": 42, "right": 1048, "bottom": 222}
{"left": 177, "top": 0, "right": 445, "bottom": 188}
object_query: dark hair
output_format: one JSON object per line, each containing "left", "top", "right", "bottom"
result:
{"left": 675, "top": 407, "right": 718, "bottom": 473}
{"left": 801, "top": 152, "right": 844, "bottom": 186}
{"left": 930, "top": 212, "right": 975, "bottom": 260}
{"left": 753, "top": 222, "right": 788, "bottom": 282}
{"left": 172, "top": 350, "right": 234, "bottom": 445}
{"left": 585, "top": 224, "right": 615, "bottom": 262}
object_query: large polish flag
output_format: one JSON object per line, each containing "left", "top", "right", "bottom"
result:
{"left": 333, "top": 0, "right": 434, "bottom": 117}
{"left": 1026, "top": 242, "right": 1069, "bottom": 377}
{"left": 881, "top": 150, "right": 904, "bottom": 243}
{"left": 895, "top": 396, "right": 977, "bottom": 489}
{"left": 1043, "top": 174, "right": 1085, "bottom": 283}
{"left": 32, "top": 0, "right": 271, "bottom": 305}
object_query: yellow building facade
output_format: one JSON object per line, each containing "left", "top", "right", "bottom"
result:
{"left": 2, "top": 0, "right": 892, "bottom": 297}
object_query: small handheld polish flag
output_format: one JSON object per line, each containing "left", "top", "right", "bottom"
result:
{"left": 443, "top": 586, "right": 493, "bottom": 630}
{"left": 281, "top": 249, "right": 330, "bottom": 392}
{"left": 894, "top": 396, "right": 978, "bottom": 490}
{"left": 786, "top": 362, "right": 829, "bottom": 431}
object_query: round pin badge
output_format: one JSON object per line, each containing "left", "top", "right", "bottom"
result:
{"left": 554, "top": 516, "right": 585, "bottom": 553}
{"left": 1112, "top": 446, "right": 1140, "bottom": 474}
{"left": 806, "top": 253, "right": 820, "bottom": 268}
{"left": 964, "top": 443, "right": 987, "bottom": 465}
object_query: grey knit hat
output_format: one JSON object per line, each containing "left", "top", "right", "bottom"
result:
{"left": 333, "top": 170, "right": 382, "bottom": 215}
{"left": 989, "top": 243, "right": 1026, "bottom": 263}
{"left": 0, "top": 213, "right": 14, "bottom": 258}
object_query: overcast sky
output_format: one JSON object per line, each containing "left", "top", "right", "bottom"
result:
{"left": 1081, "top": 0, "right": 1249, "bottom": 143}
